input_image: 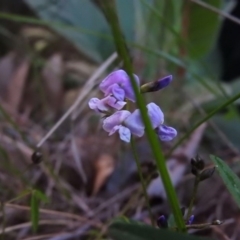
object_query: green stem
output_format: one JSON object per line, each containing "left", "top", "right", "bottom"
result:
{"left": 130, "top": 138, "right": 154, "bottom": 226}
{"left": 99, "top": 0, "right": 185, "bottom": 231}
{"left": 186, "top": 176, "right": 199, "bottom": 221}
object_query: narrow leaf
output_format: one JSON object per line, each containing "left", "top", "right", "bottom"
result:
{"left": 210, "top": 155, "right": 240, "bottom": 208}
{"left": 34, "top": 189, "right": 49, "bottom": 203}
{"left": 167, "top": 214, "right": 176, "bottom": 228}
{"left": 31, "top": 191, "right": 39, "bottom": 232}
{"left": 109, "top": 222, "right": 212, "bottom": 240}
{"left": 188, "top": 0, "right": 222, "bottom": 59}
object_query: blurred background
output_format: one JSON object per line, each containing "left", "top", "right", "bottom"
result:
{"left": 0, "top": 0, "right": 240, "bottom": 239}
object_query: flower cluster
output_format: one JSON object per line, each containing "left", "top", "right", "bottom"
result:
{"left": 88, "top": 70, "right": 177, "bottom": 143}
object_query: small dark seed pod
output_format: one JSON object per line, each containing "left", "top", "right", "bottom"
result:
{"left": 31, "top": 151, "right": 43, "bottom": 164}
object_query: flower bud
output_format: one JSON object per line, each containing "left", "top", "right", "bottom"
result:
{"left": 199, "top": 167, "right": 215, "bottom": 181}
{"left": 140, "top": 75, "right": 172, "bottom": 93}
{"left": 191, "top": 154, "right": 205, "bottom": 170}
{"left": 191, "top": 166, "right": 198, "bottom": 176}
{"left": 187, "top": 215, "right": 194, "bottom": 225}
{"left": 157, "top": 215, "right": 168, "bottom": 228}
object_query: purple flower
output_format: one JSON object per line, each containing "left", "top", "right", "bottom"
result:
{"left": 157, "top": 215, "right": 168, "bottom": 228}
{"left": 156, "top": 125, "right": 178, "bottom": 142}
{"left": 102, "top": 102, "right": 177, "bottom": 143}
{"left": 187, "top": 215, "right": 194, "bottom": 225}
{"left": 140, "top": 75, "right": 172, "bottom": 93}
{"left": 102, "top": 110, "right": 145, "bottom": 143}
{"left": 126, "top": 103, "right": 177, "bottom": 142}
{"left": 88, "top": 96, "right": 126, "bottom": 113}
{"left": 147, "top": 103, "right": 177, "bottom": 141}
{"left": 99, "top": 70, "right": 140, "bottom": 102}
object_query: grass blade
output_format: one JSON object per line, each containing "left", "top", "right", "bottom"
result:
{"left": 31, "top": 190, "right": 39, "bottom": 232}
{"left": 109, "top": 222, "right": 212, "bottom": 240}
{"left": 210, "top": 155, "right": 240, "bottom": 208}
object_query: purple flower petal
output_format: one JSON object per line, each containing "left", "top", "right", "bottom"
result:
{"left": 124, "top": 109, "right": 145, "bottom": 137}
{"left": 187, "top": 215, "right": 194, "bottom": 225}
{"left": 99, "top": 70, "right": 140, "bottom": 102}
{"left": 157, "top": 125, "right": 177, "bottom": 141}
{"left": 111, "top": 83, "right": 125, "bottom": 101}
{"left": 106, "top": 121, "right": 131, "bottom": 142}
{"left": 99, "top": 70, "right": 129, "bottom": 93}
{"left": 105, "top": 96, "right": 126, "bottom": 110}
{"left": 89, "top": 96, "right": 126, "bottom": 112}
{"left": 147, "top": 103, "right": 164, "bottom": 129}
{"left": 155, "top": 75, "right": 172, "bottom": 90}
{"left": 88, "top": 98, "right": 101, "bottom": 112}
{"left": 140, "top": 75, "right": 172, "bottom": 93}
{"left": 109, "top": 125, "right": 120, "bottom": 136}
{"left": 118, "top": 125, "right": 131, "bottom": 142}
{"left": 103, "top": 110, "right": 131, "bottom": 132}
{"left": 121, "top": 74, "right": 140, "bottom": 102}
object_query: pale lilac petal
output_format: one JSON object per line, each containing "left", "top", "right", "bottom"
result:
{"left": 108, "top": 124, "right": 131, "bottom": 142}
{"left": 124, "top": 109, "right": 145, "bottom": 137}
{"left": 111, "top": 84, "right": 125, "bottom": 101}
{"left": 122, "top": 74, "right": 140, "bottom": 102}
{"left": 118, "top": 126, "right": 131, "bottom": 142}
{"left": 99, "top": 70, "right": 128, "bottom": 93}
{"left": 88, "top": 98, "right": 100, "bottom": 112}
{"left": 156, "top": 125, "right": 177, "bottom": 141}
{"left": 103, "top": 110, "right": 131, "bottom": 132}
{"left": 147, "top": 102, "right": 164, "bottom": 129}
{"left": 96, "top": 98, "right": 111, "bottom": 112}
{"left": 106, "top": 96, "right": 126, "bottom": 110}
{"left": 109, "top": 125, "right": 120, "bottom": 136}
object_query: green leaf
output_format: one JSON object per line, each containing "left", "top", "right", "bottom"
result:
{"left": 31, "top": 191, "right": 39, "bottom": 232}
{"left": 188, "top": 0, "right": 222, "bottom": 59}
{"left": 24, "top": 0, "right": 135, "bottom": 62}
{"left": 211, "top": 115, "right": 240, "bottom": 151}
{"left": 109, "top": 222, "right": 212, "bottom": 240}
{"left": 34, "top": 189, "right": 49, "bottom": 203}
{"left": 210, "top": 155, "right": 240, "bottom": 208}
{"left": 8, "top": 189, "right": 32, "bottom": 203}
{"left": 168, "top": 214, "right": 176, "bottom": 228}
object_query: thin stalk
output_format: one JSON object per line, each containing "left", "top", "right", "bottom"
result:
{"left": 130, "top": 138, "right": 154, "bottom": 226}
{"left": 186, "top": 176, "right": 200, "bottom": 221}
{"left": 168, "top": 91, "right": 240, "bottom": 157}
{"left": 99, "top": 0, "right": 185, "bottom": 231}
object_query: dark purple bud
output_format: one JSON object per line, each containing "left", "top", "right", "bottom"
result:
{"left": 191, "top": 166, "right": 198, "bottom": 176}
{"left": 191, "top": 154, "right": 205, "bottom": 170}
{"left": 157, "top": 215, "right": 168, "bottom": 228}
{"left": 140, "top": 75, "right": 172, "bottom": 93}
{"left": 187, "top": 215, "right": 194, "bottom": 225}
{"left": 199, "top": 167, "right": 215, "bottom": 181}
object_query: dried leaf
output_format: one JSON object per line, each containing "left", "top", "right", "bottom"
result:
{"left": 0, "top": 52, "right": 17, "bottom": 98}
{"left": 6, "top": 58, "right": 30, "bottom": 112}
{"left": 92, "top": 154, "right": 114, "bottom": 195}
{"left": 42, "top": 54, "right": 64, "bottom": 113}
